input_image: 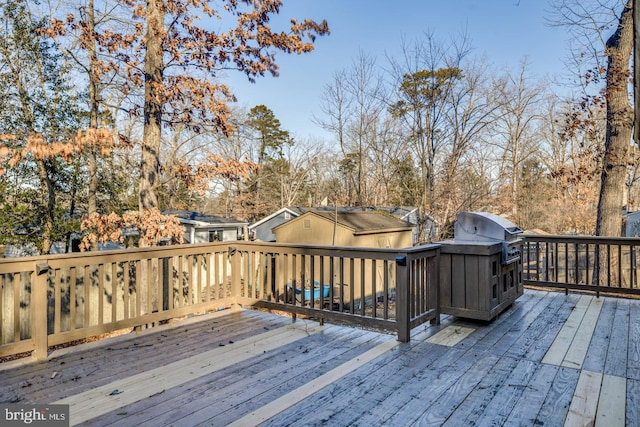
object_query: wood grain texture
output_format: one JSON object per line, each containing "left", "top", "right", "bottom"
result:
{"left": 0, "top": 309, "right": 286, "bottom": 404}
{"left": 542, "top": 294, "right": 592, "bottom": 366}
{"left": 55, "top": 320, "right": 327, "bottom": 425}
{"left": 258, "top": 325, "right": 451, "bottom": 427}
{"left": 604, "top": 298, "right": 630, "bottom": 378}
{"left": 582, "top": 297, "right": 617, "bottom": 373}
{"left": 506, "top": 363, "right": 560, "bottom": 426}
{"left": 536, "top": 366, "right": 581, "bottom": 427}
{"left": 228, "top": 338, "right": 399, "bottom": 426}
{"left": 440, "top": 355, "right": 524, "bottom": 427}
{"left": 565, "top": 370, "right": 602, "bottom": 427}
{"left": 460, "top": 357, "right": 539, "bottom": 427}
{"left": 525, "top": 293, "right": 581, "bottom": 362}
{"left": 627, "top": 378, "right": 640, "bottom": 427}
{"left": 629, "top": 300, "right": 640, "bottom": 380}
{"left": 425, "top": 325, "right": 475, "bottom": 347}
{"left": 561, "top": 296, "right": 603, "bottom": 369}
{"left": 1, "top": 289, "right": 638, "bottom": 426}
{"left": 492, "top": 290, "right": 562, "bottom": 358}
{"left": 121, "top": 326, "right": 385, "bottom": 427}
{"left": 595, "top": 374, "right": 626, "bottom": 427}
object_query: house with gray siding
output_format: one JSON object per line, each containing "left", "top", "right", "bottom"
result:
{"left": 162, "top": 210, "right": 248, "bottom": 243}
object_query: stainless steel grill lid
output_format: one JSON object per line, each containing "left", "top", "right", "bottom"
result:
{"left": 454, "top": 212, "right": 523, "bottom": 242}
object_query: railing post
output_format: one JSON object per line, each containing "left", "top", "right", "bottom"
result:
{"left": 32, "top": 262, "right": 49, "bottom": 361}
{"left": 396, "top": 254, "right": 410, "bottom": 342}
{"left": 431, "top": 248, "right": 441, "bottom": 326}
{"left": 229, "top": 246, "right": 241, "bottom": 309}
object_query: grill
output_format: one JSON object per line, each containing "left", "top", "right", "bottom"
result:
{"left": 454, "top": 211, "right": 523, "bottom": 265}
{"left": 439, "top": 212, "right": 524, "bottom": 321}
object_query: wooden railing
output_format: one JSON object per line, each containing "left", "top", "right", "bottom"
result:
{"left": 0, "top": 244, "right": 236, "bottom": 361}
{"left": 6, "top": 233, "right": 638, "bottom": 362}
{"left": 522, "top": 234, "right": 640, "bottom": 297}
{"left": 0, "top": 241, "right": 441, "bottom": 360}
{"left": 245, "top": 242, "right": 441, "bottom": 342}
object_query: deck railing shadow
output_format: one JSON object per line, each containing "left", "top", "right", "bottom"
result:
{"left": 0, "top": 241, "right": 440, "bottom": 361}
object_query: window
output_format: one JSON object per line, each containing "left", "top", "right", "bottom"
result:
{"left": 209, "top": 230, "right": 223, "bottom": 242}
{"left": 284, "top": 212, "right": 291, "bottom": 220}
{"left": 303, "top": 219, "right": 311, "bottom": 229}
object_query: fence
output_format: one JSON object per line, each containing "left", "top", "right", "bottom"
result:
{"left": 0, "top": 241, "right": 440, "bottom": 360}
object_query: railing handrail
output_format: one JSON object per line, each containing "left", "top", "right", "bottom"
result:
{"left": 522, "top": 233, "right": 640, "bottom": 244}
{"left": 0, "top": 241, "right": 443, "bottom": 264}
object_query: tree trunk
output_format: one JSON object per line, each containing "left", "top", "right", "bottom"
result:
{"left": 511, "top": 142, "right": 519, "bottom": 218}
{"left": 595, "top": 0, "right": 634, "bottom": 237}
{"left": 35, "top": 159, "right": 55, "bottom": 254}
{"left": 66, "top": 163, "right": 79, "bottom": 253}
{"left": 595, "top": 1, "right": 633, "bottom": 286}
{"left": 87, "top": 0, "right": 99, "bottom": 217}
{"left": 2, "top": 40, "right": 56, "bottom": 254}
{"left": 139, "top": 0, "right": 164, "bottom": 211}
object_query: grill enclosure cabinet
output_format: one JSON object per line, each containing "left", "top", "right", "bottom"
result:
{"left": 439, "top": 212, "right": 523, "bottom": 320}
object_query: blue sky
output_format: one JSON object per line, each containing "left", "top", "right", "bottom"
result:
{"left": 223, "top": 0, "right": 570, "bottom": 141}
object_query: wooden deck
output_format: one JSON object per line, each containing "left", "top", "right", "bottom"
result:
{"left": 1, "top": 288, "right": 638, "bottom": 426}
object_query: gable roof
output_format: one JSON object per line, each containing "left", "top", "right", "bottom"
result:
{"left": 162, "top": 210, "right": 248, "bottom": 227}
{"left": 286, "top": 206, "right": 417, "bottom": 217}
{"left": 250, "top": 206, "right": 422, "bottom": 227}
{"left": 273, "top": 210, "right": 414, "bottom": 235}
{"left": 248, "top": 207, "right": 301, "bottom": 230}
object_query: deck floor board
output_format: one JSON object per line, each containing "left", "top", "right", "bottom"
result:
{"left": 583, "top": 297, "right": 617, "bottom": 373}
{"left": 629, "top": 301, "right": 640, "bottom": 381}
{"left": 348, "top": 293, "right": 544, "bottom": 426}
{"left": 142, "top": 328, "right": 388, "bottom": 427}
{"left": 265, "top": 334, "right": 449, "bottom": 427}
{"left": 536, "top": 366, "right": 582, "bottom": 427}
{"left": 99, "top": 324, "right": 376, "bottom": 426}
{"left": 627, "top": 378, "right": 640, "bottom": 426}
{"left": 0, "top": 309, "right": 289, "bottom": 404}
{"left": 504, "top": 290, "right": 565, "bottom": 359}
{"left": 525, "top": 293, "right": 581, "bottom": 362}
{"left": 1, "top": 289, "right": 639, "bottom": 426}
{"left": 507, "top": 363, "right": 561, "bottom": 426}
{"left": 440, "top": 354, "right": 524, "bottom": 427}
{"left": 604, "top": 298, "right": 630, "bottom": 378}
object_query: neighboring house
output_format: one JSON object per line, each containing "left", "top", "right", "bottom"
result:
{"left": 250, "top": 206, "right": 431, "bottom": 244}
{"left": 162, "top": 210, "right": 248, "bottom": 243}
{"left": 272, "top": 210, "right": 414, "bottom": 248}
{"left": 248, "top": 207, "right": 302, "bottom": 242}
{"left": 376, "top": 207, "right": 437, "bottom": 244}
{"left": 624, "top": 210, "right": 640, "bottom": 237}
{"left": 1, "top": 211, "right": 248, "bottom": 257}
{"left": 1, "top": 243, "right": 39, "bottom": 258}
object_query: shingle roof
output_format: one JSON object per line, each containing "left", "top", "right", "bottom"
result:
{"left": 309, "top": 211, "right": 414, "bottom": 234}
{"left": 287, "top": 206, "right": 416, "bottom": 217}
{"left": 161, "top": 210, "right": 247, "bottom": 226}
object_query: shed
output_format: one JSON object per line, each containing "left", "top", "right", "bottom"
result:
{"left": 250, "top": 206, "right": 426, "bottom": 243}
{"left": 271, "top": 210, "right": 413, "bottom": 309}
{"left": 272, "top": 210, "right": 414, "bottom": 248}
{"left": 162, "top": 210, "right": 248, "bottom": 243}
